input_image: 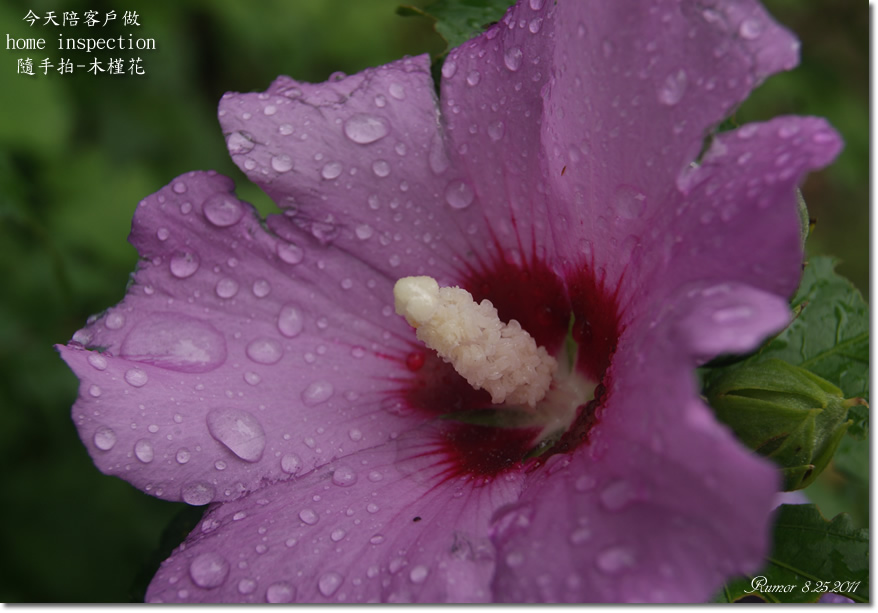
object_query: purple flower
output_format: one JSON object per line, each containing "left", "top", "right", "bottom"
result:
{"left": 58, "top": 0, "right": 841, "bottom": 603}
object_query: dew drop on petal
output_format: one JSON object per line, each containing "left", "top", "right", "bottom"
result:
{"left": 266, "top": 581, "right": 295, "bottom": 603}
{"left": 445, "top": 179, "right": 475, "bottom": 209}
{"left": 237, "top": 578, "right": 257, "bottom": 595}
{"left": 252, "top": 279, "right": 271, "bottom": 298}
{"left": 441, "top": 59, "right": 457, "bottom": 79}
{"left": 712, "top": 305, "right": 754, "bottom": 323}
{"left": 321, "top": 162, "right": 343, "bottom": 180}
{"left": 331, "top": 466, "right": 358, "bottom": 487}
{"left": 466, "top": 70, "right": 481, "bottom": 86}
{"left": 281, "top": 453, "right": 303, "bottom": 475}
{"left": 355, "top": 224, "right": 374, "bottom": 240}
{"left": 738, "top": 17, "right": 763, "bottom": 39}
{"left": 181, "top": 481, "right": 216, "bottom": 506}
{"left": 409, "top": 565, "right": 429, "bottom": 584}
{"left": 170, "top": 251, "right": 200, "bottom": 278}
{"left": 121, "top": 314, "right": 227, "bottom": 373}
{"left": 596, "top": 546, "right": 636, "bottom": 574}
{"left": 299, "top": 508, "right": 319, "bottom": 525}
{"left": 301, "top": 381, "right": 333, "bottom": 406}
{"left": 105, "top": 312, "right": 125, "bottom": 329}
{"left": 388, "top": 83, "right": 405, "bottom": 99}
{"left": 203, "top": 192, "right": 245, "bottom": 227}
{"left": 600, "top": 479, "right": 638, "bottom": 511}
{"left": 503, "top": 46, "right": 523, "bottom": 71}
{"left": 227, "top": 131, "right": 255, "bottom": 154}
{"left": 487, "top": 121, "right": 505, "bottom": 142}
{"left": 206, "top": 408, "right": 266, "bottom": 462}
{"left": 657, "top": 69, "right": 688, "bottom": 106}
{"left": 271, "top": 155, "right": 293, "bottom": 173}
{"left": 614, "top": 185, "right": 647, "bottom": 219}
{"left": 93, "top": 426, "right": 117, "bottom": 451}
{"left": 569, "top": 527, "right": 592, "bottom": 545}
{"left": 318, "top": 572, "right": 343, "bottom": 597}
{"left": 87, "top": 353, "right": 108, "bottom": 371}
{"left": 133, "top": 439, "right": 154, "bottom": 463}
{"left": 372, "top": 160, "right": 391, "bottom": 178}
{"left": 215, "top": 277, "right": 239, "bottom": 299}
{"left": 189, "top": 552, "right": 230, "bottom": 589}
{"left": 176, "top": 448, "right": 191, "bottom": 464}
{"left": 277, "top": 304, "right": 304, "bottom": 338}
{"left": 88, "top": 384, "right": 102, "bottom": 397}
{"left": 343, "top": 114, "right": 389, "bottom": 144}
{"left": 124, "top": 368, "right": 149, "bottom": 387}
{"left": 276, "top": 242, "right": 304, "bottom": 265}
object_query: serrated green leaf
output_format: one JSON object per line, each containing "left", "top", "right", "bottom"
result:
{"left": 714, "top": 504, "right": 868, "bottom": 603}
{"left": 398, "top": 0, "right": 515, "bottom": 50}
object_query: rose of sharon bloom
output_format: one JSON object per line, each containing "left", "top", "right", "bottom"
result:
{"left": 58, "top": 0, "right": 841, "bottom": 604}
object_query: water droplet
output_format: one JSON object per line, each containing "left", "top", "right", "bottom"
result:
{"left": 299, "top": 508, "right": 319, "bottom": 525}
{"left": 600, "top": 479, "right": 638, "bottom": 511}
{"left": 712, "top": 305, "right": 754, "bottom": 323}
{"left": 301, "top": 381, "right": 333, "bottom": 406}
{"left": 280, "top": 453, "right": 303, "bottom": 475}
{"left": 173, "top": 181, "right": 188, "bottom": 194}
{"left": 203, "top": 192, "right": 245, "bottom": 227}
{"left": 237, "top": 578, "right": 257, "bottom": 595}
{"left": 569, "top": 527, "right": 591, "bottom": 545}
{"left": 206, "top": 408, "right": 266, "bottom": 462}
{"left": 529, "top": 17, "right": 542, "bottom": 33}
{"left": 503, "top": 46, "right": 523, "bottom": 72}
{"left": 121, "top": 314, "right": 227, "bottom": 373}
{"left": 93, "top": 426, "right": 117, "bottom": 451}
{"left": 388, "top": 83, "right": 405, "bottom": 100}
{"left": 371, "top": 160, "right": 391, "bottom": 178}
{"left": 227, "top": 131, "right": 255, "bottom": 154}
{"left": 279, "top": 123, "right": 294, "bottom": 135}
{"left": 88, "top": 384, "right": 102, "bottom": 398}
{"left": 105, "top": 312, "right": 125, "bottom": 329}
{"left": 124, "top": 368, "right": 148, "bottom": 387}
{"left": 215, "top": 278, "right": 239, "bottom": 299}
{"left": 87, "top": 353, "right": 108, "bottom": 371}
{"left": 738, "top": 17, "right": 762, "bottom": 39}
{"left": 441, "top": 59, "right": 457, "bottom": 79}
{"left": 276, "top": 304, "right": 305, "bottom": 338}
{"left": 366, "top": 503, "right": 379, "bottom": 514}
{"left": 318, "top": 572, "right": 343, "bottom": 597}
{"left": 529, "top": 0, "right": 544, "bottom": 9}
{"left": 348, "top": 429, "right": 363, "bottom": 441}
{"left": 354, "top": 224, "right": 374, "bottom": 240}
{"left": 176, "top": 448, "right": 191, "bottom": 464}
{"left": 343, "top": 114, "right": 389, "bottom": 144}
{"left": 170, "top": 251, "right": 200, "bottom": 278}
{"left": 131, "top": 445, "right": 159, "bottom": 472}
{"left": 574, "top": 474, "right": 596, "bottom": 492}
{"left": 614, "top": 185, "right": 647, "bottom": 219}
{"left": 332, "top": 466, "right": 358, "bottom": 487}
{"left": 445, "top": 179, "right": 475, "bottom": 209}
{"left": 596, "top": 546, "right": 635, "bottom": 574}
{"left": 369, "top": 534, "right": 385, "bottom": 545}
{"left": 487, "top": 121, "right": 505, "bottom": 142}
{"left": 276, "top": 241, "right": 304, "bottom": 265}
{"left": 466, "top": 70, "right": 481, "bottom": 86}
{"left": 271, "top": 154, "right": 293, "bottom": 173}
{"left": 321, "top": 162, "right": 343, "bottom": 180}
{"left": 189, "top": 552, "right": 230, "bottom": 588}
{"left": 252, "top": 279, "right": 271, "bottom": 298}
{"left": 266, "top": 581, "right": 295, "bottom": 603}
{"left": 181, "top": 481, "right": 216, "bottom": 505}
{"left": 409, "top": 565, "right": 429, "bottom": 584}
{"left": 657, "top": 69, "right": 688, "bottom": 106}
{"left": 245, "top": 338, "right": 283, "bottom": 365}
{"left": 330, "top": 528, "right": 346, "bottom": 542}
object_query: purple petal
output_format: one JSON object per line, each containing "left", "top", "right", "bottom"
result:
{"left": 490, "top": 282, "right": 788, "bottom": 602}
{"left": 58, "top": 171, "right": 432, "bottom": 503}
{"left": 146, "top": 425, "right": 523, "bottom": 603}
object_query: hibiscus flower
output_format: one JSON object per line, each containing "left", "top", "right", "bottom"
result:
{"left": 58, "top": 0, "right": 841, "bottom": 603}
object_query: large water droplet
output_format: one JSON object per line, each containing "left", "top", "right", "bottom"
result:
{"left": 276, "top": 242, "right": 304, "bottom": 265}
{"left": 246, "top": 338, "right": 283, "bottom": 365}
{"left": 124, "top": 368, "right": 148, "bottom": 387}
{"left": 614, "top": 185, "right": 647, "bottom": 219}
{"left": 441, "top": 59, "right": 457, "bottom": 79}
{"left": 738, "top": 17, "right": 762, "bottom": 39}
{"left": 227, "top": 131, "right": 255, "bottom": 154}
{"left": 134, "top": 439, "right": 154, "bottom": 463}
{"left": 388, "top": 83, "right": 405, "bottom": 100}
{"left": 252, "top": 279, "right": 271, "bottom": 298}
{"left": 277, "top": 304, "right": 304, "bottom": 338}
{"left": 318, "top": 572, "right": 343, "bottom": 597}
{"left": 301, "top": 381, "right": 333, "bottom": 406}
{"left": 170, "top": 251, "right": 200, "bottom": 278}
{"left": 343, "top": 114, "right": 389, "bottom": 144}
{"left": 280, "top": 453, "right": 303, "bottom": 475}
{"left": 445, "top": 179, "right": 475, "bottom": 209}
{"left": 596, "top": 546, "right": 635, "bottom": 574}
{"left": 331, "top": 466, "right": 358, "bottom": 487}
{"left": 409, "top": 565, "right": 429, "bottom": 584}
{"left": 266, "top": 582, "right": 295, "bottom": 603}
{"left": 121, "top": 314, "right": 227, "bottom": 373}
{"left": 321, "top": 162, "right": 343, "bottom": 180}
{"left": 87, "top": 353, "right": 108, "bottom": 371}
{"left": 237, "top": 578, "right": 257, "bottom": 595}
{"left": 189, "top": 552, "right": 230, "bottom": 589}
{"left": 466, "top": 70, "right": 481, "bottom": 86}
{"left": 657, "top": 69, "right": 688, "bottom": 106}
{"left": 93, "top": 426, "right": 117, "bottom": 451}
{"left": 503, "top": 46, "right": 523, "bottom": 71}
{"left": 271, "top": 154, "right": 294, "bottom": 173}
{"left": 355, "top": 224, "right": 374, "bottom": 240}
{"left": 181, "top": 481, "right": 216, "bottom": 506}
{"left": 372, "top": 160, "right": 391, "bottom": 178}
{"left": 206, "top": 408, "right": 266, "bottom": 462}
{"left": 176, "top": 448, "right": 191, "bottom": 464}
{"left": 299, "top": 508, "right": 319, "bottom": 525}
{"left": 215, "top": 278, "right": 239, "bottom": 299}
{"left": 105, "top": 312, "right": 125, "bottom": 329}
{"left": 203, "top": 192, "right": 245, "bottom": 227}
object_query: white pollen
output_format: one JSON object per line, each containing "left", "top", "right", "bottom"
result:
{"left": 394, "top": 276, "right": 557, "bottom": 408}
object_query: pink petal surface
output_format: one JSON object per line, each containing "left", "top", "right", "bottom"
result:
{"left": 490, "top": 282, "right": 790, "bottom": 602}
{"left": 59, "top": 171, "right": 428, "bottom": 503}
{"left": 146, "top": 424, "right": 524, "bottom": 603}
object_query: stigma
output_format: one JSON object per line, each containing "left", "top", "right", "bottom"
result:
{"left": 394, "top": 276, "right": 557, "bottom": 408}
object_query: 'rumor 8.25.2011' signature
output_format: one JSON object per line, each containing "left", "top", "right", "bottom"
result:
{"left": 745, "top": 576, "right": 861, "bottom": 595}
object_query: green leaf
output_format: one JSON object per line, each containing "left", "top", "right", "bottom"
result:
{"left": 714, "top": 504, "right": 868, "bottom": 603}
{"left": 398, "top": 0, "right": 515, "bottom": 50}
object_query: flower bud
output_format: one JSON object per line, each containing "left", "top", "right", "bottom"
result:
{"left": 705, "top": 359, "right": 856, "bottom": 491}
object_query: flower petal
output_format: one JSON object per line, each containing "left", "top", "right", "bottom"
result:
{"left": 146, "top": 425, "right": 523, "bottom": 603}
{"left": 490, "top": 282, "right": 788, "bottom": 602}
{"left": 58, "top": 171, "right": 432, "bottom": 503}
{"left": 218, "top": 55, "right": 477, "bottom": 285}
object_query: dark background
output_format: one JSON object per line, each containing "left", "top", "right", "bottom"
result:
{"left": 0, "top": 0, "right": 867, "bottom": 602}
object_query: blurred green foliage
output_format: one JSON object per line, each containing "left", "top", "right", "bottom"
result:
{"left": 0, "top": 0, "right": 866, "bottom": 603}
